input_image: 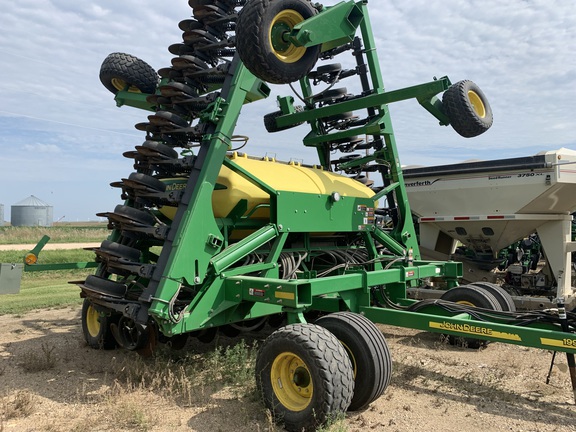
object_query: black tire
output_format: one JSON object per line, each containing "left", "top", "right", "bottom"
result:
{"left": 256, "top": 323, "right": 354, "bottom": 431}
{"left": 315, "top": 312, "right": 391, "bottom": 411}
{"left": 469, "top": 282, "right": 516, "bottom": 312}
{"left": 113, "top": 205, "right": 155, "bottom": 226}
{"left": 81, "top": 298, "right": 117, "bottom": 349}
{"left": 148, "top": 111, "right": 189, "bottom": 129}
{"left": 236, "top": 0, "right": 320, "bottom": 84}
{"left": 99, "top": 52, "right": 158, "bottom": 95}
{"left": 312, "top": 63, "right": 342, "bottom": 77}
{"left": 139, "top": 140, "right": 179, "bottom": 159}
{"left": 263, "top": 105, "right": 304, "bottom": 132}
{"left": 189, "top": 0, "right": 237, "bottom": 9}
{"left": 83, "top": 275, "right": 128, "bottom": 298}
{"left": 98, "top": 240, "right": 141, "bottom": 262}
{"left": 440, "top": 285, "right": 502, "bottom": 348}
{"left": 442, "top": 80, "right": 493, "bottom": 138}
{"left": 126, "top": 172, "right": 167, "bottom": 192}
{"left": 313, "top": 87, "right": 348, "bottom": 104}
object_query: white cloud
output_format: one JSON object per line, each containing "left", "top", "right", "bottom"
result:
{"left": 23, "top": 143, "right": 61, "bottom": 153}
{"left": 0, "top": 0, "right": 575, "bottom": 219}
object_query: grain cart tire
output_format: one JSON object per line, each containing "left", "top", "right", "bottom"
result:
{"left": 100, "top": 52, "right": 158, "bottom": 95}
{"left": 440, "top": 285, "right": 502, "bottom": 349}
{"left": 255, "top": 323, "right": 354, "bottom": 431}
{"left": 315, "top": 312, "right": 391, "bottom": 411}
{"left": 469, "top": 282, "right": 516, "bottom": 312}
{"left": 263, "top": 105, "right": 304, "bottom": 132}
{"left": 81, "top": 299, "right": 117, "bottom": 349}
{"left": 236, "top": 0, "right": 320, "bottom": 84}
{"left": 442, "top": 80, "right": 493, "bottom": 138}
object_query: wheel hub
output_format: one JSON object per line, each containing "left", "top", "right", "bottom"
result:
{"left": 85, "top": 305, "right": 101, "bottom": 338}
{"left": 269, "top": 10, "right": 306, "bottom": 63}
{"left": 271, "top": 352, "right": 313, "bottom": 411}
{"left": 467, "top": 90, "right": 486, "bottom": 118}
{"left": 111, "top": 77, "right": 141, "bottom": 93}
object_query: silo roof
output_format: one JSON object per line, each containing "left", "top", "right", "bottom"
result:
{"left": 13, "top": 195, "right": 51, "bottom": 207}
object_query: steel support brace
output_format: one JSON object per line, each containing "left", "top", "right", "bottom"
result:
{"left": 276, "top": 79, "right": 451, "bottom": 129}
{"left": 290, "top": 1, "right": 364, "bottom": 49}
{"left": 210, "top": 224, "right": 279, "bottom": 274}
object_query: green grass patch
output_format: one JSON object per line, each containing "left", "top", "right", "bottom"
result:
{"left": 0, "top": 249, "right": 94, "bottom": 315}
{"left": 0, "top": 225, "right": 108, "bottom": 244}
{"left": 0, "top": 249, "right": 96, "bottom": 265}
{"left": 0, "top": 275, "right": 87, "bottom": 315}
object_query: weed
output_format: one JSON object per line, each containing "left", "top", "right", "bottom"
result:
{"left": 110, "top": 399, "right": 152, "bottom": 431}
{"left": 1, "top": 390, "right": 35, "bottom": 420}
{"left": 111, "top": 338, "right": 259, "bottom": 409}
{"left": 20, "top": 343, "right": 56, "bottom": 372}
{"left": 104, "top": 387, "right": 154, "bottom": 432}
{"left": 204, "top": 339, "right": 257, "bottom": 386}
{"left": 317, "top": 411, "right": 348, "bottom": 432}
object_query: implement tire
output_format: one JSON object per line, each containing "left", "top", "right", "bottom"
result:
{"left": 236, "top": 0, "right": 320, "bottom": 84}
{"left": 263, "top": 105, "right": 304, "bottom": 132}
{"left": 100, "top": 52, "right": 158, "bottom": 95}
{"left": 469, "top": 281, "right": 516, "bottom": 312}
{"left": 316, "top": 312, "right": 391, "bottom": 411}
{"left": 440, "top": 285, "right": 502, "bottom": 349}
{"left": 81, "top": 298, "right": 117, "bottom": 349}
{"left": 255, "top": 323, "right": 354, "bottom": 431}
{"left": 442, "top": 80, "right": 493, "bottom": 138}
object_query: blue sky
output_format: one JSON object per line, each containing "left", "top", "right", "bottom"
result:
{"left": 1, "top": 0, "right": 575, "bottom": 222}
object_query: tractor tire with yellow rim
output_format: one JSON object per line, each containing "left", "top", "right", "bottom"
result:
{"left": 99, "top": 52, "right": 159, "bottom": 95}
{"left": 442, "top": 80, "right": 493, "bottom": 138}
{"left": 255, "top": 323, "right": 354, "bottom": 431}
{"left": 236, "top": 0, "right": 320, "bottom": 84}
{"left": 81, "top": 298, "right": 118, "bottom": 349}
{"left": 315, "top": 312, "right": 392, "bottom": 411}
{"left": 440, "top": 285, "right": 502, "bottom": 349}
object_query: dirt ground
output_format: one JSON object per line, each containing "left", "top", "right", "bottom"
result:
{"left": 0, "top": 243, "right": 100, "bottom": 251}
{"left": 1, "top": 305, "right": 576, "bottom": 432}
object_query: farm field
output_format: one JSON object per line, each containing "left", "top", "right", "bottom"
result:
{"left": 2, "top": 306, "right": 576, "bottom": 432}
{"left": 1, "top": 227, "right": 576, "bottom": 431}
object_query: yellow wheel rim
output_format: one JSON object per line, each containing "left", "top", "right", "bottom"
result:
{"left": 341, "top": 341, "right": 357, "bottom": 378}
{"left": 271, "top": 352, "right": 313, "bottom": 411}
{"left": 467, "top": 90, "right": 486, "bottom": 118}
{"left": 85, "top": 305, "right": 101, "bottom": 338}
{"left": 456, "top": 300, "right": 476, "bottom": 307}
{"left": 111, "top": 77, "right": 141, "bottom": 93}
{"left": 269, "top": 10, "right": 307, "bottom": 64}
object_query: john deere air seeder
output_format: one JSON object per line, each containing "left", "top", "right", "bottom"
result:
{"left": 79, "top": 0, "right": 576, "bottom": 430}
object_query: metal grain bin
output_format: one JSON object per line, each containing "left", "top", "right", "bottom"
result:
{"left": 11, "top": 195, "right": 53, "bottom": 227}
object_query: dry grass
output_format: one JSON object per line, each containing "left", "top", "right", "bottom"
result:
{"left": 112, "top": 339, "right": 258, "bottom": 406}
{"left": 1, "top": 390, "right": 35, "bottom": 428}
{"left": 19, "top": 343, "right": 56, "bottom": 372}
{"left": 106, "top": 388, "right": 155, "bottom": 432}
{"left": 0, "top": 225, "right": 108, "bottom": 244}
